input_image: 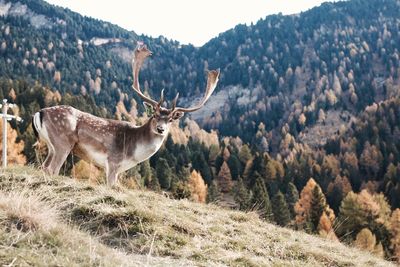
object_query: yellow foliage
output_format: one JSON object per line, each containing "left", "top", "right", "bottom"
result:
{"left": 354, "top": 228, "right": 384, "bottom": 258}
{"left": 72, "top": 160, "right": 103, "bottom": 185}
{"left": 0, "top": 119, "right": 26, "bottom": 166}
{"left": 188, "top": 170, "right": 207, "bottom": 203}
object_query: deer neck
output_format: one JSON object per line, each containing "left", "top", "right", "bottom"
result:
{"left": 132, "top": 116, "right": 168, "bottom": 163}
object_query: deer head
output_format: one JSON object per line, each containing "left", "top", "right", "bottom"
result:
{"left": 132, "top": 43, "right": 220, "bottom": 135}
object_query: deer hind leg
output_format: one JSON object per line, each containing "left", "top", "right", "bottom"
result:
{"left": 48, "top": 148, "right": 71, "bottom": 176}
{"left": 33, "top": 112, "right": 56, "bottom": 173}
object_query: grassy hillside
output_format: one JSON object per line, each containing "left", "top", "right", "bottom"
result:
{"left": 0, "top": 166, "right": 392, "bottom": 266}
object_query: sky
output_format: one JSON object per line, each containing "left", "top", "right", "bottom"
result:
{"left": 45, "top": 0, "right": 332, "bottom": 46}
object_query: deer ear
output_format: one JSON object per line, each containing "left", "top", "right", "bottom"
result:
{"left": 143, "top": 102, "right": 154, "bottom": 115}
{"left": 172, "top": 111, "right": 184, "bottom": 120}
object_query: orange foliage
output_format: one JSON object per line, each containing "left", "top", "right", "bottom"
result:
{"left": 0, "top": 119, "right": 26, "bottom": 165}
{"left": 72, "top": 160, "right": 103, "bottom": 185}
{"left": 295, "top": 178, "right": 317, "bottom": 224}
{"left": 217, "top": 161, "right": 233, "bottom": 193}
{"left": 390, "top": 209, "right": 400, "bottom": 262}
{"left": 188, "top": 170, "right": 207, "bottom": 203}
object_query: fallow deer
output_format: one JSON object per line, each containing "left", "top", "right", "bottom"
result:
{"left": 32, "top": 43, "right": 220, "bottom": 186}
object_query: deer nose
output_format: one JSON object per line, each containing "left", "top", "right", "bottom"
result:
{"left": 156, "top": 126, "right": 164, "bottom": 134}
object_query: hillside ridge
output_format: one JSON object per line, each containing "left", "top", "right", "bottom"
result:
{"left": 0, "top": 166, "right": 392, "bottom": 266}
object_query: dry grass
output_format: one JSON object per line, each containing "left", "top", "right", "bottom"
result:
{"left": 0, "top": 166, "right": 394, "bottom": 267}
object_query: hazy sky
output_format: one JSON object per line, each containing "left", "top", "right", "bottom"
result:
{"left": 45, "top": 0, "right": 332, "bottom": 46}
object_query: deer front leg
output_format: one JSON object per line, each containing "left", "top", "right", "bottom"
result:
{"left": 106, "top": 162, "right": 119, "bottom": 186}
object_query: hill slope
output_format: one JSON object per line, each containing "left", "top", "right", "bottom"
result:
{"left": 0, "top": 166, "right": 392, "bottom": 266}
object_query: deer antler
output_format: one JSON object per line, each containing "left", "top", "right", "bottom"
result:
{"left": 172, "top": 69, "right": 220, "bottom": 113}
{"left": 131, "top": 44, "right": 160, "bottom": 106}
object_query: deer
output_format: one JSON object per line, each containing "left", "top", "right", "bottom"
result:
{"left": 32, "top": 43, "right": 220, "bottom": 186}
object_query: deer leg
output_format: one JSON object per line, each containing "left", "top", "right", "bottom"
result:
{"left": 106, "top": 162, "right": 119, "bottom": 186}
{"left": 48, "top": 149, "right": 71, "bottom": 176}
{"left": 43, "top": 147, "right": 54, "bottom": 169}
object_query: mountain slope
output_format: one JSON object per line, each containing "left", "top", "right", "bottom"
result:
{"left": 0, "top": 166, "right": 392, "bottom": 266}
{"left": 1, "top": 0, "right": 400, "bottom": 147}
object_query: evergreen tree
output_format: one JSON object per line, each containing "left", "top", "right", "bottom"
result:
{"left": 227, "top": 154, "right": 242, "bottom": 180}
{"left": 156, "top": 158, "right": 172, "bottom": 189}
{"left": 251, "top": 173, "right": 273, "bottom": 221}
{"left": 140, "top": 160, "right": 152, "bottom": 187}
{"left": 234, "top": 177, "right": 250, "bottom": 210}
{"left": 272, "top": 191, "right": 291, "bottom": 226}
{"left": 310, "top": 185, "right": 327, "bottom": 231}
{"left": 286, "top": 182, "right": 299, "bottom": 219}
{"left": 207, "top": 181, "right": 220, "bottom": 203}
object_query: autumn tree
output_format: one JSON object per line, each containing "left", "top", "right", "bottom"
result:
{"left": 295, "top": 178, "right": 335, "bottom": 233}
{"left": 327, "top": 175, "right": 352, "bottom": 213}
{"left": 217, "top": 161, "right": 233, "bottom": 193}
{"left": 338, "top": 190, "right": 392, "bottom": 254}
{"left": 390, "top": 209, "right": 400, "bottom": 262}
{"left": 355, "top": 228, "right": 384, "bottom": 258}
{"left": 73, "top": 160, "right": 102, "bottom": 184}
{"left": 0, "top": 119, "right": 26, "bottom": 165}
{"left": 188, "top": 170, "right": 208, "bottom": 203}
{"left": 272, "top": 191, "right": 291, "bottom": 226}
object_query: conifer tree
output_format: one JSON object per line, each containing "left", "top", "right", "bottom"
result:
{"left": 239, "top": 144, "right": 252, "bottom": 164}
{"left": 251, "top": 173, "right": 273, "bottom": 221}
{"left": 234, "top": 177, "right": 250, "bottom": 210}
{"left": 217, "top": 161, "right": 233, "bottom": 193}
{"left": 228, "top": 154, "right": 241, "bottom": 180}
{"left": 140, "top": 160, "right": 152, "bottom": 187}
{"left": 295, "top": 178, "right": 335, "bottom": 232}
{"left": 207, "top": 181, "right": 220, "bottom": 203}
{"left": 310, "top": 185, "right": 327, "bottom": 231}
{"left": 286, "top": 182, "right": 299, "bottom": 219}
{"left": 272, "top": 191, "right": 291, "bottom": 226}
{"left": 156, "top": 158, "right": 172, "bottom": 189}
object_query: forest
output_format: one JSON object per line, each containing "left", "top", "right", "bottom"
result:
{"left": 1, "top": 0, "right": 400, "bottom": 262}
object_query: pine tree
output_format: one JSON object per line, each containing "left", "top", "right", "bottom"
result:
{"left": 234, "top": 177, "right": 250, "bottom": 210}
{"left": 239, "top": 144, "right": 252, "bottom": 164}
{"left": 310, "top": 185, "right": 327, "bottom": 231}
{"left": 207, "top": 181, "right": 220, "bottom": 203}
{"left": 251, "top": 173, "right": 273, "bottom": 221}
{"left": 156, "top": 158, "right": 172, "bottom": 189}
{"left": 228, "top": 154, "right": 241, "bottom": 180}
{"left": 286, "top": 182, "right": 299, "bottom": 219}
{"left": 272, "top": 191, "right": 291, "bottom": 226}
{"left": 217, "top": 161, "right": 233, "bottom": 193}
{"left": 140, "top": 160, "right": 152, "bottom": 187}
